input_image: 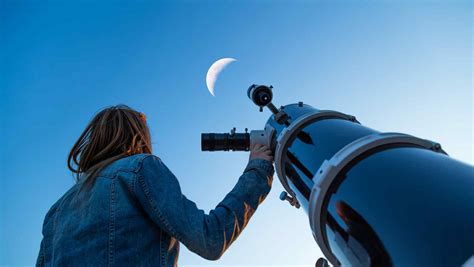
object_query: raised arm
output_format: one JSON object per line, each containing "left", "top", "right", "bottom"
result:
{"left": 134, "top": 150, "right": 273, "bottom": 260}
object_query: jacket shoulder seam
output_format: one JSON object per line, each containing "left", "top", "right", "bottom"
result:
{"left": 135, "top": 171, "right": 182, "bottom": 241}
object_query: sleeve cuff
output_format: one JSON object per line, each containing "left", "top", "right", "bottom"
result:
{"left": 244, "top": 158, "right": 274, "bottom": 177}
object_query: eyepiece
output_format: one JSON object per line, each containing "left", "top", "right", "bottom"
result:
{"left": 201, "top": 132, "right": 250, "bottom": 151}
{"left": 247, "top": 84, "right": 273, "bottom": 107}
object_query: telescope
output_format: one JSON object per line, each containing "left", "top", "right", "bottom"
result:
{"left": 201, "top": 84, "right": 474, "bottom": 267}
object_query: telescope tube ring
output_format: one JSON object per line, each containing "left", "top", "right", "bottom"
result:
{"left": 308, "top": 132, "right": 446, "bottom": 266}
{"left": 274, "top": 110, "right": 359, "bottom": 208}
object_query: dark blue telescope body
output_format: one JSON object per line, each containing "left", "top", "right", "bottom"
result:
{"left": 265, "top": 103, "right": 474, "bottom": 267}
{"left": 201, "top": 86, "right": 474, "bottom": 266}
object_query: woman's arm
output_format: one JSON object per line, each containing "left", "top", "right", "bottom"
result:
{"left": 36, "top": 239, "right": 45, "bottom": 267}
{"left": 36, "top": 196, "right": 62, "bottom": 267}
{"left": 133, "top": 153, "right": 273, "bottom": 260}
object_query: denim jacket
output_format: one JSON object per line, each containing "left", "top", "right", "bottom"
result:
{"left": 36, "top": 154, "right": 274, "bottom": 266}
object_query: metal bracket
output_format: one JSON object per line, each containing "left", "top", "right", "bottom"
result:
{"left": 250, "top": 126, "right": 275, "bottom": 149}
{"left": 279, "top": 191, "right": 301, "bottom": 208}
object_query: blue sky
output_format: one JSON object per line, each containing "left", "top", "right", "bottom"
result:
{"left": 1, "top": 1, "right": 472, "bottom": 266}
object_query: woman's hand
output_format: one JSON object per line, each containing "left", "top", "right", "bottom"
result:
{"left": 249, "top": 144, "right": 273, "bottom": 163}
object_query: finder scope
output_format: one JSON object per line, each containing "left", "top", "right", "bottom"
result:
{"left": 247, "top": 84, "right": 273, "bottom": 109}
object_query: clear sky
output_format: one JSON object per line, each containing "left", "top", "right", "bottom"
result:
{"left": 1, "top": 1, "right": 472, "bottom": 266}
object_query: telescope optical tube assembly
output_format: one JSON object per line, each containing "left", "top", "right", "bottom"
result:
{"left": 202, "top": 85, "right": 474, "bottom": 266}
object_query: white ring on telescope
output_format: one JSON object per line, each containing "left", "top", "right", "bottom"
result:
{"left": 308, "top": 132, "right": 445, "bottom": 266}
{"left": 273, "top": 109, "right": 358, "bottom": 208}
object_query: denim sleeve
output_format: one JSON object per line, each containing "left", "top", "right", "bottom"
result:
{"left": 36, "top": 239, "right": 44, "bottom": 267}
{"left": 36, "top": 198, "right": 61, "bottom": 267}
{"left": 134, "top": 155, "right": 274, "bottom": 260}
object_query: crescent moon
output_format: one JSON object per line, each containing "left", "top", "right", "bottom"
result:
{"left": 206, "top": 58, "right": 237, "bottom": 96}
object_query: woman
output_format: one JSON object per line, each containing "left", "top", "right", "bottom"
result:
{"left": 36, "top": 105, "right": 274, "bottom": 266}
